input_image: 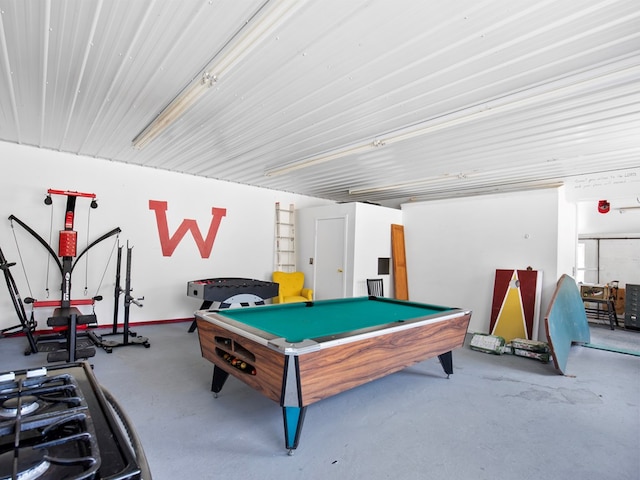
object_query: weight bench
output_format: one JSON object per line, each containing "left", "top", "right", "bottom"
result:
{"left": 30, "top": 299, "right": 98, "bottom": 362}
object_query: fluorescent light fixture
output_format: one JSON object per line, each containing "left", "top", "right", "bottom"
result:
{"left": 617, "top": 206, "right": 640, "bottom": 213}
{"left": 264, "top": 60, "right": 640, "bottom": 177}
{"left": 132, "top": 83, "right": 208, "bottom": 149}
{"left": 264, "top": 140, "right": 385, "bottom": 177}
{"left": 349, "top": 152, "right": 640, "bottom": 197}
{"left": 406, "top": 181, "right": 565, "bottom": 202}
{"left": 133, "top": 0, "right": 306, "bottom": 149}
{"left": 348, "top": 173, "right": 458, "bottom": 196}
{"left": 350, "top": 176, "right": 563, "bottom": 196}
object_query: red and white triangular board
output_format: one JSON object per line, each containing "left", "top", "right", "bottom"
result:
{"left": 489, "top": 269, "right": 543, "bottom": 342}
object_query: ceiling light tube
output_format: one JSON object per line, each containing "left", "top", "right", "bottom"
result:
{"left": 133, "top": 0, "right": 306, "bottom": 149}
{"left": 350, "top": 175, "right": 564, "bottom": 196}
{"left": 207, "top": 0, "right": 305, "bottom": 80}
{"left": 264, "top": 141, "right": 382, "bottom": 177}
{"left": 406, "top": 181, "right": 565, "bottom": 201}
{"left": 348, "top": 175, "right": 450, "bottom": 195}
{"left": 349, "top": 148, "right": 640, "bottom": 196}
{"left": 264, "top": 60, "right": 640, "bottom": 175}
{"left": 617, "top": 206, "right": 640, "bottom": 213}
{"left": 380, "top": 62, "right": 640, "bottom": 146}
{"left": 132, "top": 82, "right": 209, "bottom": 149}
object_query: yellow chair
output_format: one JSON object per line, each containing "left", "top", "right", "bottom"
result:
{"left": 272, "top": 271, "right": 313, "bottom": 304}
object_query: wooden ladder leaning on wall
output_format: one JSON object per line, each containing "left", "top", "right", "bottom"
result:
{"left": 275, "top": 203, "right": 296, "bottom": 273}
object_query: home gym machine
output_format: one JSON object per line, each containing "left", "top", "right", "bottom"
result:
{"left": 89, "top": 241, "right": 150, "bottom": 352}
{"left": 8, "top": 189, "right": 121, "bottom": 362}
{"left": 0, "top": 247, "right": 38, "bottom": 354}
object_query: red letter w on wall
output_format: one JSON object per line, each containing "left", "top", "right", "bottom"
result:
{"left": 149, "top": 200, "right": 227, "bottom": 258}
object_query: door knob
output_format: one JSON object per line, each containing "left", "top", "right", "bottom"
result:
{"left": 337, "top": 268, "right": 343, "bottom": 273}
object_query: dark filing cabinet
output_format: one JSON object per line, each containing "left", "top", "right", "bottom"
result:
{"left": 624, "top": 284, "right": 640, "bottom": 329}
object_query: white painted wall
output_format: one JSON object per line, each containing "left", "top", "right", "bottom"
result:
{"left": 0, "top": 141, "right": 332, "bottom": 332}
{"left": 576, "top": 216, "right": 640, "bottom": 287}
{"left": 296, "top": 202, "right": 402, "bottom": 298}
{"left": 572, "top": 168, "right": 640, "bottom": 288}
{"left": 577, "top": 199, "right": 640, "bottom": 236}
{"left": 557, "top": 193, "right": 579, "bottom": 280}
{"left": 567, "top": 167, "right": 640, "bottom": 235}
{"left": 2, "top": 141, "right": 636, "bottom": 339}
{"left": 401, "top": 188, "right": 574, "bottom": 339}
{"left": 352, "top": 203, "right": 403, "bottom": 296}
{"left": 400, "top": 171, "right": 638, "bottom": 339}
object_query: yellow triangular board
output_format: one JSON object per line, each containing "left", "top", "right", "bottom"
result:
{"left": 491, "top": 271, "right": 527, "bottom": 342}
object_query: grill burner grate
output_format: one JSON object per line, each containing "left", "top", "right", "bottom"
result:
{"left": 0, "top": 363, "right": 146, "bottom": 480}
{"left": 0, "top": 395, "right": 40, "bottom": 418}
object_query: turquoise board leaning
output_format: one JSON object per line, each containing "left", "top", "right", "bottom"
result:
{"left": 544, "top": 274, "right": 591, "bottom": 375}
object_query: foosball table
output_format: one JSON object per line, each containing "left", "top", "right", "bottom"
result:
{"left": 186, "top": 277, "right": 279, "bottom": 332}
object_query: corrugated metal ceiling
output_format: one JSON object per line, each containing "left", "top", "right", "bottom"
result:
{"left": 1, "top": 0, "right": 639, "bottom": 207}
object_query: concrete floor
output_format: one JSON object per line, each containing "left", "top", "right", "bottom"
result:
{"left": 1, "top": 321, "right": 638, "bottom": 480}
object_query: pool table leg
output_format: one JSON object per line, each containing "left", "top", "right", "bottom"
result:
{"left": 211, "top": 366, "right": 229, "bottom": 397}
{"left": 438, "top": 351, "right": 453, "bottom": 378}
{"left": 188, "top": 300, "right": 214, "bottom": 332}
{"left": 283, "top": 406, "right": 307, "bottom": 455}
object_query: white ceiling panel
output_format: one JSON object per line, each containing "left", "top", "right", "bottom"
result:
{"left": 0, "top": 0, "right": 638, "bottom": 207}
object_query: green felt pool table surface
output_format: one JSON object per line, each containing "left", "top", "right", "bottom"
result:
{"left": 215, "top": 296, "right": 456, "bottom": 343}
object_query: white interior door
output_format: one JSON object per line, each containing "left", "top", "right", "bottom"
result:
{"left": 314, "top": 216, "right": 347, "bottom": 299}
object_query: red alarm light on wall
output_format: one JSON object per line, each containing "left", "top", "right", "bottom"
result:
{"left": 598, "top": 200, "right": 610, "bottom": 214}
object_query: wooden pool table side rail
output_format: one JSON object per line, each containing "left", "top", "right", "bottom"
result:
{"left": 297, "top": 312, "right": 471, "bottom": 405}
{"left": 197, "top": 318, "right": 288, "bottom": 403}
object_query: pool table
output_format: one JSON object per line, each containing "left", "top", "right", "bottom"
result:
{"left": 195, "top": 296, "right": 472, "bottom": 454}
